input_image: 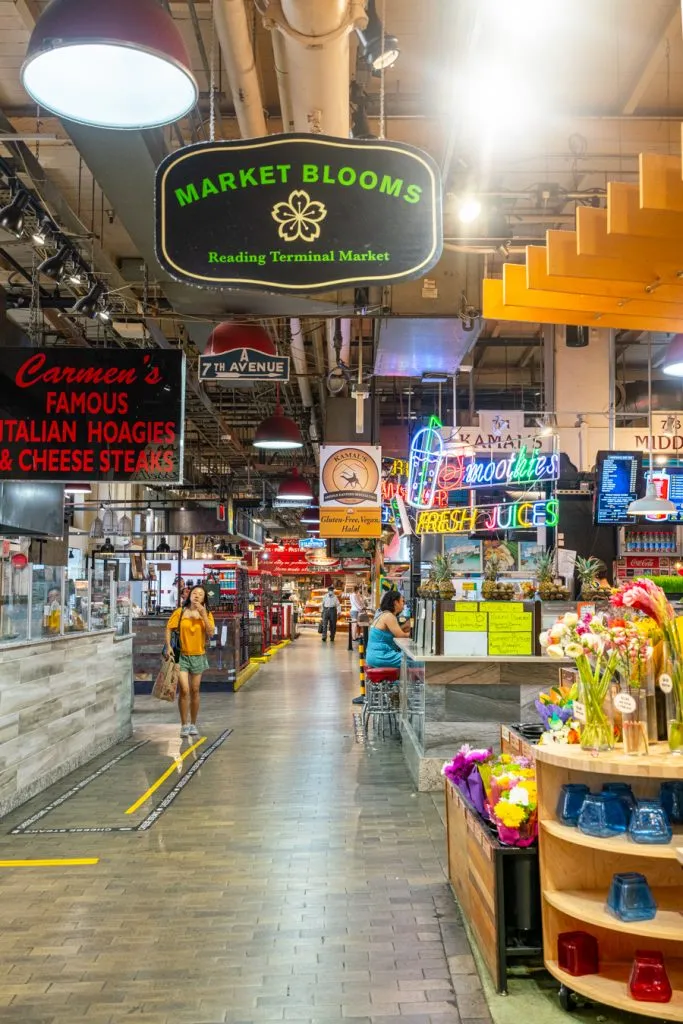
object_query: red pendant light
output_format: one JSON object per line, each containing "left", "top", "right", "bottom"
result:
{"left": 21, "top": 0, "right": 198, "bottom": 130}
{"left": 254, "top": 384, "right": 303, "bottom": 449}
{"left": 277, "top": 469, "right": 313, "bottom": 503}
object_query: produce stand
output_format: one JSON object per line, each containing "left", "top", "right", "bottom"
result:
{"left": 535, "top": 743, "right": 683, "bottom": 1018}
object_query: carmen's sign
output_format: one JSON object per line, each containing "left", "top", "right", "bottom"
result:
{"left": 0, "top": 349, "right": 185, "bottom": 483}
{"left": 155, "top": 134, "right": 442, "bottom": 293}
{"left": 199, "top": 347, "right": 290, "bottom": 382}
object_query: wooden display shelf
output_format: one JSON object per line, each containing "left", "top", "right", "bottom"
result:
{"left": 541, "top": 820, "right": 683, "bottom": 859}
{"left": 536, "top": 743, "right": 683, "bottom": 1018}
{"left": 546, "top": 959, "right": 683, "bottom": 1021}
{"left": 544, "top": 887, "right": 683, "bottom": 942}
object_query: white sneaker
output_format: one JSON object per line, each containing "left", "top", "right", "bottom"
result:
{"left": 180, "top": 724, "right": 191, "bottom": 738}
{"left": 188, "top": 723, "right": 199, "bottom": 737}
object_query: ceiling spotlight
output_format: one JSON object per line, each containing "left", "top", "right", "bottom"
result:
{"left": 97, "top": 307, "right": 111, "bottom": 322}
{"left": 38, "top": 244, "right": 71, "bottom": 280}
{"left": 70, "top": 281, "right": 105, "bottom": 318}
{"left": 32, "top": 217, "right": 52, "bottom": 245}
{"left": 535, "top": 417, "right": 555, "bottom": 437}
{"left": 0, "top": 189, "right": 30, "bottom": 237}
{"left": 253, "top": 403, "right": 303, "bottom": 449}
{"left": 356, "top": 0, "right": 399, "bottom": 71}
{"left": 21, "top": 0, "right": 199, "bottom": 130}
{"left": 68, "top": 268, "right": 83, "bottom": 286}
{"left": 662, "top": 334, "right": 683, "bottom": 377}
{"left": 457, "top": 196, "right": 482, "bottom": 225}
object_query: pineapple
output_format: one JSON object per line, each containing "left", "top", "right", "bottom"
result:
{"left": 481, "top": 553, "right": 500, "bottom": 600}
{"left": 576, "top": 556, "right": 605, "bottom": 600}
{"left": 433, "top": 552, "right": 457, "bottom": 600}
{"left": 535, "top": 549, "right": 571, "bottom": 601}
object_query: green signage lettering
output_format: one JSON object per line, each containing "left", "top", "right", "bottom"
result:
{"left": 174, "top": 183, "right": 199, "bottom": 207}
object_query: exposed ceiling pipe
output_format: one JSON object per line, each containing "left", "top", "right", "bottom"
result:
{"left": 326, "top": 318, "right": 352, "bottom": 370}
{"left": 261, "top": 0, "right": 366, "bottom": 136}
{"left": 290, "top": 318, "right": 320, "bottom": 465}
{"left": 214, "top": 0, "right": 268, "bottom": 138}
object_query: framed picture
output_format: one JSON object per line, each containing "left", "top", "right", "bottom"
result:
{"left": 484, "top": 540, "right": 519, "bottom": 572}
{"left": 519, "top": 541, "right": 545, "bottom": 573}
{"left": 443, "top": 536, "right": 482, "bottom": 572}
{"left": 129, "top": 552, "right": 147, "bottom": 581}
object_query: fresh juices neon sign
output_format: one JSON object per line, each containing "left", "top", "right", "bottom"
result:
{"left": 415, "top": 499, "right": 559, "bottom": 535}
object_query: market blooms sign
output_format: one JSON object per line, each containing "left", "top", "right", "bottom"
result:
{"left": 155, "top": 134, "right": 442, "bottom": 292}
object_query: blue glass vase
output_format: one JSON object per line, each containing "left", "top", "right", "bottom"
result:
{"left": 659, "top": 781, "right": 683, "bottom": 825}
{"left": 602, "top": 782, "right": 636, "bottom": 824}
{"left": 556, "top": 784, "right": 590, "bottom": 827}
{"left": 628, "top": 800, "right": 672, "bottom": 845}
{"left": 606, "top": 872, "right": 657, "bottom": 922}
{"left": 578, "top": 791, "right": 628, "bottom": 838}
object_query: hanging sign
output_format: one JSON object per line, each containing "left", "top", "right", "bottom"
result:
{"left": 320, "top": 444, "right": 382, "bottom": 538}
{"left": 415, "top": 499, "right": 559, "bottom": 535}
{"left": 155, "top": 134, "right": 442, "bottom": 293}
{"left": 0, "top": 348, "right": 185, "bottom": 483}
{"left": 298, "top": 537, "right": 326, "bottom": 550}
{"left": 462, "top": 447, "right": 559, "bottom": 489}
{"left": 199, "top": 348, "right": 290, "bottom": 383}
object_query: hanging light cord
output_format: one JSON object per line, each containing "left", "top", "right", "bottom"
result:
{"left": 647, "top": 332, "right": 653, "bottom": 483}
{"left": 379, "top": 0, "right": 387, "bottom": 140}
{"left": 209, "top": 0, "right": 217, "bottom": 143}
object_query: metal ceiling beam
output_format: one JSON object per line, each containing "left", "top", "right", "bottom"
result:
{"left": 620, "top": 8, "right": 681, "bottom": 115}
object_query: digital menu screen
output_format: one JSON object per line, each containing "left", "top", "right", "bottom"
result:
{"left": 594, "top": 451, "right": 643, "bottom": 524}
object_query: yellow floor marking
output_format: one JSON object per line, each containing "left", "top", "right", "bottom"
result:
{"left": 0, "top": 858, "right": 99, "bottom": 867}
{"left": 125, "top": 737, "right": 206, "bottom": 815}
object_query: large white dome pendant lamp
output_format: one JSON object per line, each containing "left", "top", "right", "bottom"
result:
{"left": 21, "top": 0, "right": 198, "bottom": 130}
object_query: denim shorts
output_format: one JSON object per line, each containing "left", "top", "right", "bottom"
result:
{"left": 178, "top": 653, "right": 209, "bottom": 674}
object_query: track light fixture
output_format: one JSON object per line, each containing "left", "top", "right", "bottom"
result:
{"left": 356, "top": 0, "right": 399, "bottom": 71}
{"left": 32, "top": 216, "right": 53, "bottom": 245}
{"left": 70, "top": 280, "right": 105, "bottom": 318}
{"left": 38, "top": 244, "right": 71, "bottom": 280}
{"left": 0, "top": 189, "right": 30, "bottom": 237}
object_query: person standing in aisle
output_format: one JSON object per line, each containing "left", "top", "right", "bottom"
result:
{"left": 165, "top": 585, "right": 215, "bottom": 738}
{"left": 349, "top": 585, "right": 366, "bottom": 643}
{"left": 320, "top": 585, "right": 341, "bottom": 642}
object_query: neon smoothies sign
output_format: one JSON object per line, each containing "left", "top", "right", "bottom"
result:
{"left": 408, "top": 417, "right": 558, "bottom": 509}
{"left": 415, "top": 499, "right": 559, "bottom": 535}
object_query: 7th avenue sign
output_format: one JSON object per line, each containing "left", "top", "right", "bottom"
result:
{"left": 155, "top": 133, "right": 443, "bottom": 293}
{"left": 199, "top": 347, "right": 290, "bottom": 382}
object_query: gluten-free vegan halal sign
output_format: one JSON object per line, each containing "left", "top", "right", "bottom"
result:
{"left": 0, "top": 349, "right": 185, "bottom": 483}
{"left": 155, "top": 134, "right": 443, "bottom": 292}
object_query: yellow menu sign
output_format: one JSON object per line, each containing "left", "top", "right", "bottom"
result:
{"left": 488, "top": 632, "right": 533, "bottom": 656}
{"left": 443, "top": 612, "right": 488, "bottom": 632}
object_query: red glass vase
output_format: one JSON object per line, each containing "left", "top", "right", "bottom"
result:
{"left": 557, "top": 931, "right": 599, "bottom": 976}
{"left": 629, "top": 951, "right": 672, "bottom": 1003}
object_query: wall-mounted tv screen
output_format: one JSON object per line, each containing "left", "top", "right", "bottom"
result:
{"left": 594, "top": 451, "right": 644, "bottom": 525}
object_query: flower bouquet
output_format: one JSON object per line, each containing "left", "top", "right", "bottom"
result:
{"left": 441, "top": 744, "right": 493, "bottom": 816}
{"left": 480, "top": 754, "right": 538, "bottom": 846}
{"left": 535, "top": 683, "right": 578, "bottom": 731}
{"left": 540, "top": 611, "right": 626, "bottom": 752}
{"left": 612, "top": 578, "right": 683, "bottom": 754}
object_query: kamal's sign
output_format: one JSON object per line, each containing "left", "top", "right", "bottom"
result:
{"left": 155, "top": 134, "right": 442, "bottom": 293}
{"left": 199, "top": 347, "right": 290, "bottom": 383}
{"left": 320, "top": 444, "right": 382, "bottom": 538}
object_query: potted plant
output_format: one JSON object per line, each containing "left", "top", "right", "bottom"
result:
{"left": 576, "top": 555, "right": 606, "bottom": 600}
{"left": 433, "top": 552, "right": 457, "bottom": 599}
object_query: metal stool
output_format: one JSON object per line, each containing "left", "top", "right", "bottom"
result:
{"left": 363, "top": 667, "right": 400, "bottom": 738}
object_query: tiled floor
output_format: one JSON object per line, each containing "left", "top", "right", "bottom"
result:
{"left": 0, "top": 632, "right": 489, "bottom": 1024}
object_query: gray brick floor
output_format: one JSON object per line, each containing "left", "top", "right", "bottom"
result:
{"left": 0, "top": 632, "right": 490, "bottom": 1024}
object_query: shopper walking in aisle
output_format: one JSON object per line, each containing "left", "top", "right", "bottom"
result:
{"left": 366, "top": 589, "right": 411, "bottom": 670}
{"left": 165, "top": 585, "right": 215, "bottom": 737}
{"left": 320, "top": 585, "right": 341, "bottom": 642}
{"left": 349, "top": 585, "right": 367, "bottom": 642}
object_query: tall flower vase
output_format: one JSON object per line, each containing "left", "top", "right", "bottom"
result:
{"left": 577, "top": 663, "right": 615, "bottom": 753}
{"left": 616, "top": 685, "right": 649, "bottom": 757}
{"left": 659, "top": 643, "right": 683, "bottom": 755}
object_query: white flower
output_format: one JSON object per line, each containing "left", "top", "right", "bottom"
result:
{"left": 509, "top": 785, "right": 530, "bottom": 806}
{"left": 563, "top": 612, "right": 579, "bottom": 627}
{"left": 564, "top": 642, "right": 583, "bottom": 658}
{"left": 539, "top": 630, "right": 550, "bottom": 648}
{"left": 546, "top": 643, "right": 565, "bottom": 659}
{"left": 550, "top": 623, "right": 567, "bottom": 639}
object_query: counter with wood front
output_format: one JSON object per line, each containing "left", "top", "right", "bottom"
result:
{"left": 397, "top": 638, "right": 563, "bottom": 790}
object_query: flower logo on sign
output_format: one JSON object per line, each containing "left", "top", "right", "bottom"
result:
{"left": 271, "top": 190, "right": 327, "bottom": 242}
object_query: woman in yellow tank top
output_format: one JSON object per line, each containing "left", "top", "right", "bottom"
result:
{"left": 165, "top": 585, "right": 215, "bottom": 738}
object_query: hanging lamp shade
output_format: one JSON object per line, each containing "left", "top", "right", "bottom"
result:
{"left": 661, "top": 334, "right": 683, "bottom": 377}
{"left": 277, "top": 468, "right": 313, "bottom": 503}
{"left": 254, "top": 404, "right": 303, "bottom": 449}
{"left": 301, "top": 505, "right": 320, "bottom": 524}
{"left": 117, "top": 513, "right": 132, "bottom": 537}
{"left": 89, "top": 516, "right": 104, "bottom": 539}
{"left": 102, "top": 507, "right": 118, "bottom": 533}
{"left": 21, "top": 0, "right": 198, "bottom": 130}
{"left": 627, "top": 478, "right": 677, "bottom": 517}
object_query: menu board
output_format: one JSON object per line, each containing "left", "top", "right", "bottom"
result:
{"left": 594, "top": 451, "right": 643, "bottom": 525}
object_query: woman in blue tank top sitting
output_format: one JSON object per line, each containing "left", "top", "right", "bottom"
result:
{"left": 366, "top": 589, "right": 412, "bottom": 671}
